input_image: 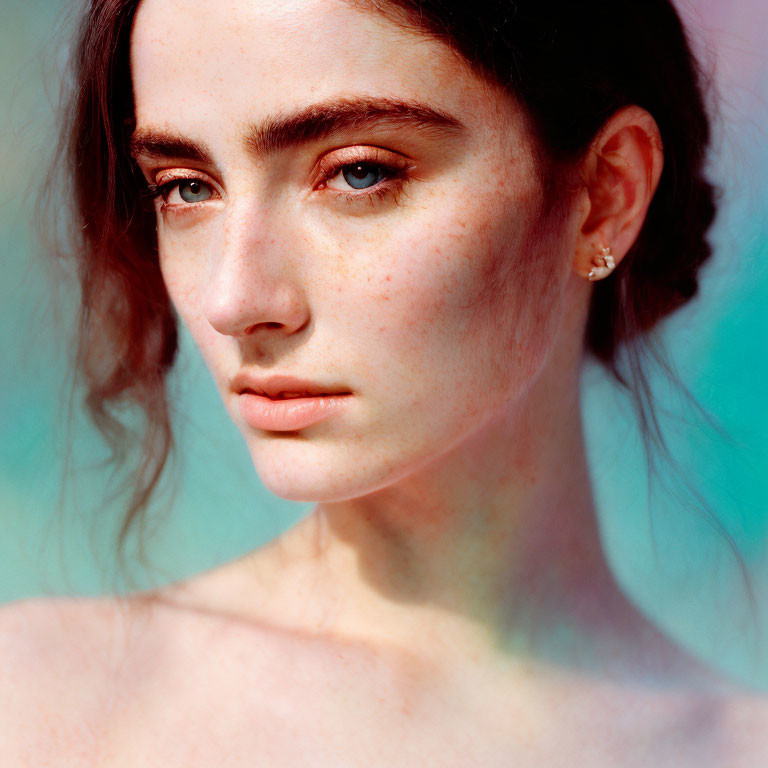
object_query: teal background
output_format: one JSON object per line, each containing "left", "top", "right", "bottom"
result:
{"left": 1, "top": 1, "right": 767, "bottom": 689}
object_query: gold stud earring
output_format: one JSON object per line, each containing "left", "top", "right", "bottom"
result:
{"left": 588, "top": 246, "right": 616, "bottom": 282}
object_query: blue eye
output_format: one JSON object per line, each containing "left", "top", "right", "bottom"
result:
{"left": 177, "top": 179, "right": 212, "bottom": 203}
{"left": 341, "top": 163, "right": 386, "bottom": 190}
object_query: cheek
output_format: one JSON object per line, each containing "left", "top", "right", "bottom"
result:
{"left": 331, "top": 183, "right": 565, "bottom": 404}
{"left": 158, "top": 227, "right": 228, "bottom": 380}
{"left": 155, "top": 174, "right": 566, "bottom": 418}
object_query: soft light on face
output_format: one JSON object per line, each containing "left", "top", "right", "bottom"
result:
{"left": 129, "top": 0, "right": 575, "bottom": 502}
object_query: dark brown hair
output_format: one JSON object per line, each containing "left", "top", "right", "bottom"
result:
{"left": 48, "top": 0, "right": 757, "bottom": 624}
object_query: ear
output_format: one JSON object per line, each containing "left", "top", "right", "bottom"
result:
{"left": 572, "top": 106, "right": 664, "bottom": 280}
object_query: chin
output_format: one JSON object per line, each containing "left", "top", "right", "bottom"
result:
{"left": 242, "top": 436, "right": 363, "bottom": 503}
{"left": 241, "top": 432, "right": 417, "bottom": 504}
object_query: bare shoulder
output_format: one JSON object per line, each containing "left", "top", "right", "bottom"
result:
{"left": 671, "top": 661, "right": 768, "bottom": 765}
{"left": 0, "top": 593, "right": 123, "bottom": 689}
{"left": 678, "top": 668, "right": 768, "bottom": 766}
{"left": 0, "top": 594, "right": 159, "bottom": 764}
{"left": 0, "top": 592, "right": 147, "bottom": 669}
{"left": 0, "top": 588, "right": 219, "bottom": 689}
{"left": 719, "top": 687, "right": 768, "bottom": 766}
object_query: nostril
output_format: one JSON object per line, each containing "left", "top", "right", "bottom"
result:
{"left": 245, "top": 321, "right": 283, "bottom": 334}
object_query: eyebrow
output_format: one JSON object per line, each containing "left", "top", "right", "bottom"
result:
{"left": 129, "top": 96, "right": 467, "bottom": 164}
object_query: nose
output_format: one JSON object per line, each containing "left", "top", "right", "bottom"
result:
{"left": 202, "top": 202, "right": 309, "bottom": 338}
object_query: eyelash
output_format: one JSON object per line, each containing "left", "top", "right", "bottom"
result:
{"left": 143, "top": 153, "right": 410, "bottom": 212}
{"left": 144, "top": 176, "right": 215, "bottom": 212}
{"left": 317, "top": 156, "right": 410, "bottom": 208}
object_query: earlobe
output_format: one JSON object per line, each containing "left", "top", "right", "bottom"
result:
{"left": 572, "top": 106, "right": 664, "bottom": 282}
{"left": 587, "top": 246, "right": 616, "bottom": 282}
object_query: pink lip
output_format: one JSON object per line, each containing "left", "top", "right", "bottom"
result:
{"left": 238, "top": 392, "right": 352, "bottom": 431}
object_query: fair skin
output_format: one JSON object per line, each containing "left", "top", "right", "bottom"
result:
{"left": 0, "top": 0, "right": 765, "bottom": 765}
{"left": 131, "top": 0, "right": 665, "bottom": 668}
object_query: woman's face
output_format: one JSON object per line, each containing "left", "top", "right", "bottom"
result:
{"left": 130, "top": 0, "right": 579, "bottom": 501}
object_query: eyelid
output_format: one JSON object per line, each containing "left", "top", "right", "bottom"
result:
{"left": 313, "top": 145, "right": 412, "bottom": 189}
{"left": 149, "top": 169, "right": 223, "bottom": 208}
{"left": 144, "top": 148, "right": 415, "bottom": 213}
{"left": 153, "top": 168, "right": 220, "bottom": 190}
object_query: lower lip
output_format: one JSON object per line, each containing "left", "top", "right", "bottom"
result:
{"left": 237, "top": 392, "right": 352, "bottom": 432}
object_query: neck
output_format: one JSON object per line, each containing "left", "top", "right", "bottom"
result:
{"left": 276, "top": 354, "right": 650, "bottom": 677}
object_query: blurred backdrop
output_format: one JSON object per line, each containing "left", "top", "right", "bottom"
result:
{"left": 1, "top": 0, "right": 767, "bottom": 689}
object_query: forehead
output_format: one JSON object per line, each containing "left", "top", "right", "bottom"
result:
{"left": 130, "top": 0, "right": 517, "bottom": 140}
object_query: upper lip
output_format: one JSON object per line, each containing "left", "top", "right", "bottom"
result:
{"left": 231, "top": 372, "right": 352, "bottom": 399}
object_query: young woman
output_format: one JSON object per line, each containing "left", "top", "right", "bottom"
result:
{"left": 1, "top": 0, "right": 766, "bottom": 764}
